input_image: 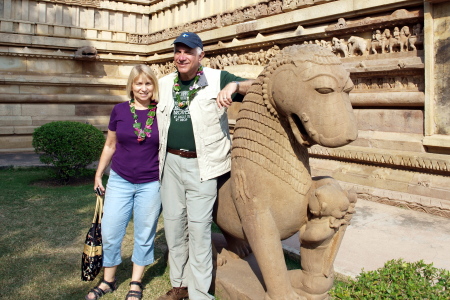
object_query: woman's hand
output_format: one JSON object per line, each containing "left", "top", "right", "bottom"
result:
{"left": 94, "top": 176, "right": 105, "bottom": 196}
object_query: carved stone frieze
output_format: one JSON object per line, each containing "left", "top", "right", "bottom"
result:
{"left": 326, "top": 9, "right": 423, "bottom": 33}
{"left": 131, "top": 0, "right": 332, "bottom": 45}
{"left": 309, "top": 145, "right": 450, "bottom": 174}
{"left": 337, "top": 182, "right": 450, "bottom": 219}
{"left": 41, "top": 0, "right": 101, "bottom": 8}
{"left": 351, "top": 73, "right": 424, "bottom": 92}
{"left": 303, "top": 23, "right": 423, "bottom": 58}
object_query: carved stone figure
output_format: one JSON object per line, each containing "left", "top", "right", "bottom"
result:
{"left": 214, "top": 44, "right": 358, "bottom": 300}
{"left": 348, "top": 36, "right": 368, "bottom": 56}
{"left": 256, "top": 3, "right": 269, "bottom": 16}
{"left": 388, "top": 26, "right": 410, "bottom": 52}
{"left": 370, "top": 30, "right": 382, "bottom": 54}
{"left": 381, "top": 28, "right": 392, "bottom": 53}
{"left": 399, "top": 26, "right": 411, "bottom": 51}
{"left": 74, "top": 46, "right": 98, "bottom": 60}
{"left": 409, "top": 23, "right": 422, "bottom": 50}
{"left": 282, "top": 0, "right": 297, "bottom": 11}
{"left": 269, "top": 0, "right": 283, "bottom": 14}
{"left": 331, "top": 37, "right": 348, "bottom": 57}
{"left": 335, "top": 17, "right": 347, "bottom": 29}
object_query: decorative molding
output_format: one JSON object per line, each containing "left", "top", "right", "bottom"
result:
{"left": 325, "top": 9, "right": 423, "bottom": 33}
{"left": 41, "top": 0, "right": 101, "bottom": 8}
{"left": 338, "top": 181, "right": 450, "bottom": 219}
{"left": 309, "top": 145, "right": 450, "bottom": 174}
{"left": 131, "top": 0, "right": 337, "bottom": 45}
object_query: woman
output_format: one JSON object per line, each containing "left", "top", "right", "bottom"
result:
{"left": 85, "top": 64, "right": 161, "bottom": 300}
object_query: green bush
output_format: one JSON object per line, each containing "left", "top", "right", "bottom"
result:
{"left": 32, "top": 121, "right": 105, "bottom": 182}
{"left": 331, "top": 259, "right": 450, "bottom": 299}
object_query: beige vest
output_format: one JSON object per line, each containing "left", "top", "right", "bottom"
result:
{"left": 157, "top": 67, "right": 231, "bottom": 182}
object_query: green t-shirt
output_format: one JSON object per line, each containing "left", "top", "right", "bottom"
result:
{"left": 167, "top": 70, "right": 245, "bottom": 151}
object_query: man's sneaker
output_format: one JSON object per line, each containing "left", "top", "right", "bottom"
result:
{"left": 157, "top": 287, "right": 189, "bottom": 300}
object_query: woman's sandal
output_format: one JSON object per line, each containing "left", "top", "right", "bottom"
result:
{"left": 125, "top": 281, "right": 144, "bottom": 300}
{"left": 85, "top": 279, "right": 118, "bottom": 300}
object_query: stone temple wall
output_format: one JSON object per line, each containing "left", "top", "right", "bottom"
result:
{"left": 0, "top": 0, "right": 449, "bottom": 217}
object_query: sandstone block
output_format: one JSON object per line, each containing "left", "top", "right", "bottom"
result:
{"left": 86, "top": 29, "right": 98, "bottom": 39}
{"left": 22, "top": 104, "right": 75, "bottom": 116}
{"left": 53, "top": 25, "right": 67, "bottom": 36}
{"left": 351, "top": 131, "right": 426, "bottom": 153}
{"left": 70, "top": 27, "right": 82, "bottom": 38}
{"left": 0, "top": 104, "right": 21, "bottom": 116}
{"left": 0, "top": 84, "right": 20, "bottom": 94}
{"left": 27, "top": 58, "right": 82, "bottom": 74}
{"left": 0, "top": 127, "right": 14, "bottom": 134}
{"left": 354, "top": 109, "right": 424, "bottom": 134}
{"left": 115, "top": 32, "right": 127, "bottom": 42}
{"left": 0, "top": 21, "right": 13, "bottom": 32}
{"left": 18, "top": 22, "right": 33, "bottom": 34}
{"left": 0, "top": 56, "right": 27, "bottom": 72}
{"left": 31, "top": 116, "right": 110, "bottom": 126}
{"left": 0, "top": 116, "right": 32, "bottom": 126}
{"left": 13, "top": 126, "right": 36, "bottom": 135}
{"left": 0, "top": 136, "right": 33, "bottom": 150}
{"left": 75, "top": 104, "right": 115, "bottom": 116}
{"left": 36, "top": 24, "right": 49, "bottom": 35}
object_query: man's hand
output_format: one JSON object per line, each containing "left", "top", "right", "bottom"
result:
{"left": 216, "top": 81, "right": 239, "bottom": 108}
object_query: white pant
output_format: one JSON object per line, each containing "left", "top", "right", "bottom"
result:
{"left": 161, "top": 152, "right": 216, "bottom": 300}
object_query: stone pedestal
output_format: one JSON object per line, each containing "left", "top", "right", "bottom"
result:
{"left": 212, "top": 233, "right": 266, "bottom": 300}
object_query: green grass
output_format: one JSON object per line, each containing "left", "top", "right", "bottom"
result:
{"left": 0, "top": 167, "right": 171, "bottom": 300}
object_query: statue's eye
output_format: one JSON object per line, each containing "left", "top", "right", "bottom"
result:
{"left": 315, "top": 88, "right": 334, "bottom": 94}
{"left": 343, "top": 85, "right": 354, "bottom": 93}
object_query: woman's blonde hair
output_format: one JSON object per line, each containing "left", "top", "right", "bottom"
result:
{"left": 126, "top": 64, "right": 159, "bottom": 102}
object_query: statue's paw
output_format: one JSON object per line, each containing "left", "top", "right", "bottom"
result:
{"left": 226, "top": 239, "right": 251, "bottom": 258}
{"left": 216, "top": 253, "right": 227, "bottom": 266}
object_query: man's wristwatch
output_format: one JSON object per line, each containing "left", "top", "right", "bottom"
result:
{"left": 234, "top": 81, "right": 240, "bottom": 91}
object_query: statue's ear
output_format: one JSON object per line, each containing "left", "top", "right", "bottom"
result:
{"left": 269, "top": 65, "right": 300, "bottom": 115}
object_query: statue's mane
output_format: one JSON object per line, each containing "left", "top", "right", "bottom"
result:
{"left": 232, "top": 45, "right": 343, "bottom": 195}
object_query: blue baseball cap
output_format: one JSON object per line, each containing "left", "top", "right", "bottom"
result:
{"left": 173, "top": 32, "right": 203, "bottom": 50}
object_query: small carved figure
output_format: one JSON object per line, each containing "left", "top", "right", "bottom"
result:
{"left": 266, "top": 45, "right": 281, "bottom": 61}
{"left": 269, "top": 0, "right": 283, "bottom": 14}
{"left": 409, "top": 23, "right": 422, "bottom": 50}
{"left": 282, "top": 0, "right": 296, "bottom": 10}
{"left": 381, "top": 28, "right": 391, "bottom": 53}
{"left": 222, "top": 13, "right": 232, "bottom": 26}
{"left": 335, "top": 17, "right": 347, "bottom": 29}
{"left": 399, "top": 26, "right": 411, "bottom": 51}
{"left": 233, "top": 9, "right": 245, "bottom": 23}
{"left": 348, "top": 36, "right": 368, "bottom": 56}
{"left": 370, "top": 30, "right": 382, "bottom": 54}
{"left": 215, "top": 44, "right": 358, "bottom": 300}
{"left": 256, "top": 3, "right": 269, "bottom": 16}
{"left": 388, "top": 26, "right": 410, "bottom": 52}
{"left": 331, "top": 37, "right": 348, "bottom": 57}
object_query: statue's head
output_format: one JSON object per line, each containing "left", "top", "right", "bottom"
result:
{"left": 263, "top": 44, "right": 358, "bottom": 148}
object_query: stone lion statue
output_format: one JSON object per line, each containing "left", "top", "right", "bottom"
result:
{"left": 214, "top": 44, "right": 358, "bottom": 300}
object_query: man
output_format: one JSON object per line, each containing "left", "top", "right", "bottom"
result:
{"left": 156, "top": 32, "right": 254, "bottom": 300}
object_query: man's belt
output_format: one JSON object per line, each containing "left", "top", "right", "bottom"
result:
{"left": 167, "top": 147, "right": 197, "bottom": 158}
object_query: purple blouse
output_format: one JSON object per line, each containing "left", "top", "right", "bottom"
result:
{"left": 108, "top": 101, "right": 159, "bottom": 183}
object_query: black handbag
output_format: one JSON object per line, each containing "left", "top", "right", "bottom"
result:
{"left": 81, "top": 194, "right": 104, "bottom": 281}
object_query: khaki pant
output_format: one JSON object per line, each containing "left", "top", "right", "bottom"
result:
{"left": 161, "top": 152, "right": 216, "bottom": 300}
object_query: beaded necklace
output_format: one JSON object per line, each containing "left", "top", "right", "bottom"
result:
{"left": 173, "top": 65, "right": 204, "bottom": 108}
{"left": 129, "top": 99, "right": 157, "bottom": 143}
